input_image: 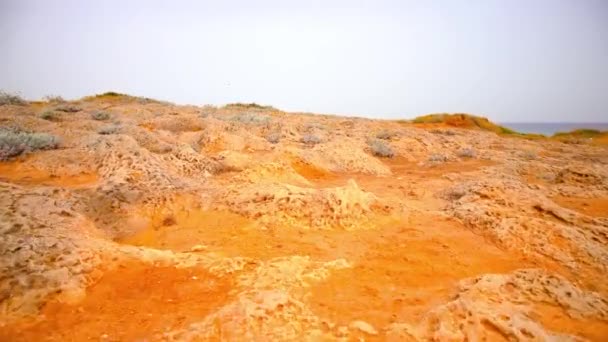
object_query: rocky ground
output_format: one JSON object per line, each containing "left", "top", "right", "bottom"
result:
{"left": 0, "top": 94, "right": 607, "bottom": 341}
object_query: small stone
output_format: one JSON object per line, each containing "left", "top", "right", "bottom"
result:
{"left": 349, "top": 320, "right": 378, "bottom": 335}
{"left": 190, "top": 244, "right": 206, "bottom": 252}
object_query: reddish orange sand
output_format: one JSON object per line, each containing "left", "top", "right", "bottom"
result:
{"left": 1, "top": 261, "right": 233, "bottom": 342}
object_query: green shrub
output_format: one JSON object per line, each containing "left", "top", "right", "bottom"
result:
{"left": 39, "top": 111, "right": 58, "bottom": 121}
{"left": 99, "top": 91, "right": 124, "bottom": 97}
{"left": 367, "top": 139, "right": 395, "bottom": 158}
{"left": 0, "top": 127, "right": 60, "bottom": 160}
{"left": 224, "top": 102, "right": 276, "bottom": 111}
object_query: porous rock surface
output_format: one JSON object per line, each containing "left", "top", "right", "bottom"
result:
{"left": 0, "top": 97, "right": 607, "bottom": 341}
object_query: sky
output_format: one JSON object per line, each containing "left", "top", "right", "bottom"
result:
{"left": 1, "top": 0, "right": 607, "bottom": 122}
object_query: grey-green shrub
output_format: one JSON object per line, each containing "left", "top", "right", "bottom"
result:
{"left": 0, "top": 128, "right": 60, "bottom": 160}
{"left": 266, "top": 132, "right": 281, "bottom": 144}
{"left": 301, "top": 133, "right": 322, "bottom": 145}
{"left": 39, "top": 111, "right": 57, "bottom": 121}
{"left": 376, "top": 130, "right": 397, "bottom": 140}
{"left": 55, "top": 104, "right": 81, "bottom": 113}
{"left": 223, "top": 112, "right": 270, "bottom": 125}
{"left": 428, "top": 153, "right": 448, "bottom": 163}
{"left": 91, "top": 111, "right": 111, "bottom": 120}
{"left": 368, "top": 139, "right": 395, "bottom": 158}
{"left": 44, "top": 95, "right": 65, "bottom": 103}
{"left": 0, "top": 91, "right": 27, "bottom": 106}
{"left": 98, "top": 124, "right": 120, "bottom": 135}
{"left": 457, "top": 147, "right": 475, "bottom": 158}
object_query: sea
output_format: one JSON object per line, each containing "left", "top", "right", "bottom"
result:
{"left": 501, "top": 122, "right": 608, "bottom": 136}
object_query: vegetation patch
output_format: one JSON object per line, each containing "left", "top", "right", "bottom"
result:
{"left": 223, "top": 102, "right": 277, "bottom": 111}
{"left": 0, "top": 91, "right": 27, "bottom": 106}
{"left": 0, "top": 127, "right": 60, "bottom": 160}
{"left": 457, "top": 147, "right": 476, "bottom": 158}
{"left": 428, "top": 153, "right": 449, "bottom": 163}
{"left": 367, "top": 138, "right": 395, "bottom": 158}
{"left": 266, "top": 132, "right": 281, "bottom": 144}
{"left": 301, "top": 133, "right": 322, "bottom": 145}
{"left": 39, "top": 110, "right": 58, "bottom": 121}
{"left": 375, "top": 129, "right": 398, "bottom": 140}
{"left": 55, "top": 104, "right": 81, "bottom": 113}
{"left": 98, "top": 124, "right": 120, "bottom": 135}
{"left": 222, "top": 112, "right": 271, "bottom": 125}
{"left": 91, "top": 111, "right": 111, "bottom": 121}
{"left": 44, "top": 95, "right": 65, "bottom": 103}
{"left": 412, "top": 113, "right": 520, "bottom": 135}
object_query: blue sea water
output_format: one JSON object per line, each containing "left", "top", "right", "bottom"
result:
{"left": 501, "top": 123, "right": 608, "bottom": 136}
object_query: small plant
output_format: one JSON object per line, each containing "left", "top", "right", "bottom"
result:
{"left": 39, "top": 110, "right": 58, "bottom": 121}
{"left": 44, "top": 95, "right": 65, "bottom": 103}
{"left": 457, "top": 147, "right": 476, "bottom": 158}
{"left": 443, "top": 187, "right": 467, "bottom": 201}
{"left": 98, "top": 124, "right": 120, "bottom": 135}
{"left": 301, "top": 133, "right": 322, "bottom": 145}
{"left": 0, "top": 127, "right": 60, "bottom": 160}
{"left": 98, "top": 91, "right": 124, "bottom": 97}
{"left": 376, "top": 130, "right": 397, "bottom": 140}
{"left": 266, "top": 132, "right": 281, "bottom": 144}
{"left": 0, "top": 91, "right": 27, "bottom": 106}
{"left": 304, "top": 121, "right": 325, "bottom": 132}
{"left": 430, "top": 129, "right": 456, "bottom": 136}
{"left": 200, "top": 104, "right": 216, "bottom": 118}
{"left": 428, "top": 153, "right": 448, "bottom": 163}
{"left": 55, "top": 104, "right": 81, "bottom": 113}
{"left": 91, "top": 111, "right": 111, "bottom": 121}
{"left": 224, "top": 102, "right": 276, "bottom": 111}
{"left": 368, "top": 139, "right": 395, "bottom": 158}
{"left": 224, "top": 112, "right": 271, "bottom": 125}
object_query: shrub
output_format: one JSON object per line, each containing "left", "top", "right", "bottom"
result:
{"left": 200, "top": 104, "right": 217, "bottom": 118}
{"left": 44, "top": 95, "right": 65, "bottom": 103}
{"left": 224, "top": 112, "right": 271, "bottom": 125}
{"left": 0, "top": 91, "right": 27, "bottom": 106}
{"left": 301, "top": 133, "right": 322, "bottom": 145}
{"left": 98, "top": 124, "right": 120, "bottom": 135}
{"left": 266, "top": 132, "right": 281, "bottom": 144}
{"left": 98, "top": 91, "right": 124, "bottom": 97}
{"left": 304, "top": 121, "right": 325, "bottom": 131}
{"left": 224, "top": 102, "right": 276, "bottom": 111}
{"left": 428, "top": 153, "right": 448, "bottom": 163}
{"left": 0, "top": 127, "right": 60, "bottom": 160}
{"left": 91, "top": 111, "right": 111, "bottom": 121}
{"left": 457, "top": 147, "right": 475, "bottom": 158}
{"left": 39, "top": 110, "right": 58, "bottom": 121}
{"left": 55, "top": 104, "right": 81, "bottom": 112}
{"left": 430, "top": 129, "right": 456, "bottom": 136}
{"left": 376, "top": 130, "right": 397, "bottom": 140}
{"left": 368, "top": 139, "right": 395, "bottom": 158}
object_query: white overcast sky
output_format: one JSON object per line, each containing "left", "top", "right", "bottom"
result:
{"left": 1, "top": 0, "right": 607, "bottom": 122}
